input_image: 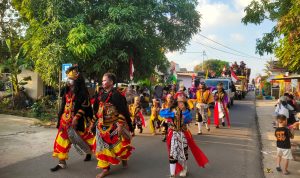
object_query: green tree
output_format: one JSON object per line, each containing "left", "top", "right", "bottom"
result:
{"left": 194, "top": 59, "right": 229, "bottom": 77}
{"left": 12, "top": 0, "right": 201, "bottom": 86}
{"left": 242, "top": 0, "right": 300, "bottom": 72}
{"left": 0, "top": 1, "right": 32, "bottom": 95}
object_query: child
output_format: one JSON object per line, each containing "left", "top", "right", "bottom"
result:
{"left": 160, "top": 95, "right": 208, "bottom": 177}
{"left": 150, "top": 99, "right": 163, "bottom": 135}
{"left": 160, "top": 94, "right": 174, "bottom": 142}
{"left": 129, "top": 96, "right": 145, "bottom": 135}
{"left": 274, "top": 114, "right": 294, "bottom": 175}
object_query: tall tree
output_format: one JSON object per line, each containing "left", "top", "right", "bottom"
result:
{"left": 0, "top": 0, "right": 32, "bottom": 95}
{"left": 242, "top": 0, "right": 300, "bottom": 72}
{"left": 194, "top": 59, "right": 229, "bottom": 77}
{"left": 12, "top": 0, "right": 201, "bottom": 86}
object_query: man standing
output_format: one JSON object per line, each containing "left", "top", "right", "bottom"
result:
{"left": 51, "top": 66, "right": 95, "bottom": 172}
{"left": 90, "top": 73, "right": 134, "bottom": 178}
{"left": 188, "top": 82, "right": 214, "bottom": 134}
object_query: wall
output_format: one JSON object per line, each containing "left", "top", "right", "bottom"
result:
{"left": 18, "top": 70, "right": 44, "bottom": 100}
{"left": 177, "top": 75, "right": 192, "bottom": 89}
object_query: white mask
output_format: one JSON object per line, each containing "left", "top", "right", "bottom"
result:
{"left": 67, "top": 78, "right": 75, "bottom": 86}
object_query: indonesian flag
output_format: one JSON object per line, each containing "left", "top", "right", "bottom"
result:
{"left": 221, "top": 65, "right": 226, "bottom": 77}
{"left": 129, "top": 57, "right": 134, "bottom": 80}
{"left": 231, "top": 68, "right": 238, "bottom": 83}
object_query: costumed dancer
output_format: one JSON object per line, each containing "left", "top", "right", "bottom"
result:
{"left": 51, "top": 66, "right": 95, "bottom": 172}
{"left": 161, "top": 94, "right": 174, "bottom": 142}
{"left": 129, "top": 96, "right": 145, "bottom": 135}
{"left": 160, "top": 95, "right": 209, "bottom": 177}
{"left": 188, "top": 82, "right": 214, "bottom": 134}
{"left": 214, "top": 82, "right": 230, "bottom": 128}
{"left": 89, "top": 73, "right": 134, "bottom": 178}
{"left": 174, "top": 85, "right": 187, "bottom": 100}
{"left": 150, "top": 98, "right": 163, "bottom": 135}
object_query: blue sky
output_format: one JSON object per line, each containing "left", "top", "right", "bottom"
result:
{"left": 166, "top": 0, "right": 275, "bottom": 79}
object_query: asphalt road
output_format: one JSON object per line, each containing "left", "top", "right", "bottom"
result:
{"left": 0, "top": 92, "right": 263, "bottom": 178}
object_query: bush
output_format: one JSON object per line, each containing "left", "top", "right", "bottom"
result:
{"left": 31, "top": 101, "right": 43, "bottom": 117}
{"left": 0, "top": 80, "right": 5, "bottom": 91}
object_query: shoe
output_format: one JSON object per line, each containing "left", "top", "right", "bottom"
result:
{"left": 122, "top": 160, "right": 128, "bottom": 168}
{"left": 216, "top": 125, "right": 219, "bottom": 128}
{"left": 222, "top": 122, "right": 225, "bottom": 127}
{"left": 139, "top": 128, "right": 143, "bottom": 133}
{"left": 276, "top": 167, "right": 282, "bottom": 172}
{"left": 162, "top": 137, "right": 166, "bottom": 142}
{"left": 197, "top": 132, "right": 202, "bottom": 135}
{"left": 50, "top": 163, "right": 66, "bottom": 172}
{"left": 84, "top": 154, "right": 91, "bottom": 161}
{"left": 207, "top": 128, "right": 210, "bottom": 132}
{"left": 169, "top": 175, "right": 175, "bottom": 178}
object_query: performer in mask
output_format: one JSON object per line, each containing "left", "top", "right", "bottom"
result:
{"left": 214, "top": 82, "right": 230, "bottom": 128}
{"left": 51, "top": 66, "right": 94, "bottom": 172}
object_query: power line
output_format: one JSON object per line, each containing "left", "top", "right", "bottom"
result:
{"left": 192, "top": 40, "right": 264, "bottom": 59}
{"left": 197, "top": 33, "right": 265, "bottom": 59}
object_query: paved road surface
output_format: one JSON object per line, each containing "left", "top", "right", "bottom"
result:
{"left": 0, "top": 92, "right": 263, "bottom": 178}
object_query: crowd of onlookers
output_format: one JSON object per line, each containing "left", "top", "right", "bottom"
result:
{"left": 273, "top": 92, "right": 300, "bottom": 175}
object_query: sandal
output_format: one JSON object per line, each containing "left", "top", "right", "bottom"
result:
{"left": 283, "top": 170, "right": 290, "bottom": 175}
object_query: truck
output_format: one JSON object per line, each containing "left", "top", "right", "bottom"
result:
{"left": 205, "top": 78, "right": 235, "bottom": 108}
{"left": 234, "top": 68, "right": 251, "bottom": 100}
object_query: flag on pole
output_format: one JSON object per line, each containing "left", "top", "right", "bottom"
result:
{"left": 231, "top": 68, "right": 238, "bottom": 83}
{"left": 221, "top": 65, "right": 226, "bottom": 77}
{"left": 129, "top": 58, "right": 134, "bottom": 80}
{"left": 205, "top": 70, "right": 209, "bottom": 79}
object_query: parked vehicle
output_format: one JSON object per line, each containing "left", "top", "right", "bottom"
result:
{"left": 205, "top": 78, "right": 235, "bottom": 108}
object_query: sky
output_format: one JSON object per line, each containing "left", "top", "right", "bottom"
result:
{"left": 166, "top": 0, "right": 275, "bottom": 80}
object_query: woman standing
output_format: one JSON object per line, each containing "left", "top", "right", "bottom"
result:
{"left": 90, "top": 73, "right": 134, "bottom": 178}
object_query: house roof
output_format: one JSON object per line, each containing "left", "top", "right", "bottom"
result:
{"left": 271, "top": 75, "right": 300, "bottom": 80}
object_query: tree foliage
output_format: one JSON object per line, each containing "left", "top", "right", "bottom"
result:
{"left": 12, "top": 0, "right": 201, "bottom": 86}
{"left": 242, "top": 0, "right": 300, "bottom": 72}
{"left": 194, "top": 59, "right": 229, "bottom": 77}
{"left": 0, "top": 0, "right": 32, "bottom": 95}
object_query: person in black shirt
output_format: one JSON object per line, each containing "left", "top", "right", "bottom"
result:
{"left": 274, "top": 115, "right": 294, "bottom": 175}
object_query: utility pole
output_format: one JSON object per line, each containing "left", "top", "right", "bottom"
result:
{"left": 202, "top": 50, "right": 206, "bottom": 71}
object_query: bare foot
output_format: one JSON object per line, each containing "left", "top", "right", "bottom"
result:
{"left": 96, "top": 169, "right": 109, "bottom": 178}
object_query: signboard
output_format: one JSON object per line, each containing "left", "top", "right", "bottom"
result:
{"left": 62, "top": 63, "right": 72, "bottom": 81}
{"left": 291, "top": 79, "right": 298, "bottom": 88}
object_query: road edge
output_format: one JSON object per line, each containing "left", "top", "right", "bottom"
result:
{"left": 254, "top": 98, "right": 266, "bottom": 178}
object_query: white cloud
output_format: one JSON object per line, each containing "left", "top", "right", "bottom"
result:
{"left": 230, "top": 33, "right": 245, "bottom": 43}
{"left": 197, "top": 0, "right": 242, "bottom": 30}
{"left": 233, "top": 0, "right": 253, "bottom": 9}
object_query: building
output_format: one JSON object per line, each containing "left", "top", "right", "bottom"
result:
{"left": 17, "top": 70, "right": 44, "bottom": 100}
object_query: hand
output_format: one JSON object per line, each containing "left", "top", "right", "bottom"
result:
{"left": 87, "top": 123, "right": 94, "bottom": 134}
{"left": 72, "top": 117, "right": 78, "bottom": 129}
{"left": 117, "top": 124, "right": 123, "bottom": 137}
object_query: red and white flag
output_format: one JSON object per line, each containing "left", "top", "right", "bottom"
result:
{"left": 221, "top": 65, "right": 226, "bottom": 77}
{"left": 129, "top": 58, "right": 134, "bottom": 80}
{"left": 231, "top": 68, "right": 238, "bottom": 83}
